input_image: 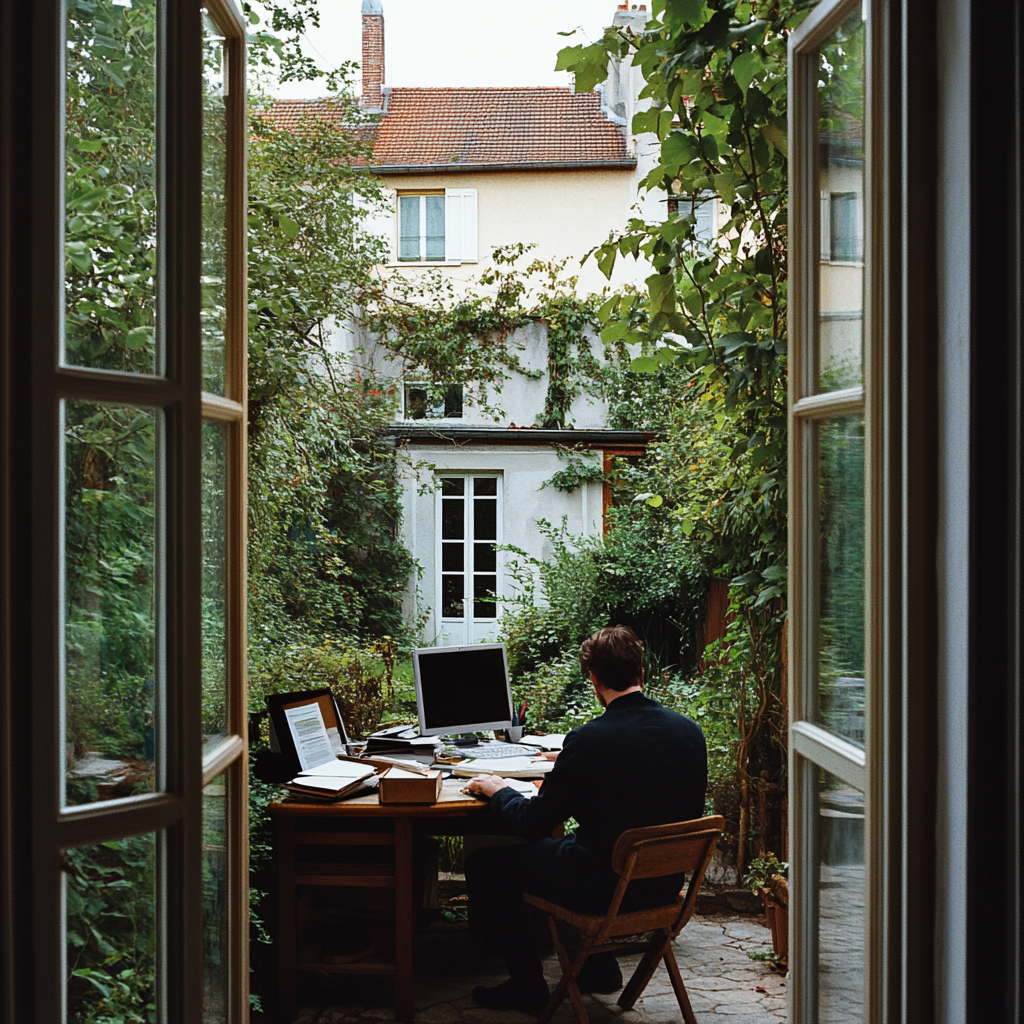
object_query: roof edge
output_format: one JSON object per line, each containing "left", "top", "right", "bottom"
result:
{"left": 381, "top": 426, "right": 656, "bottom": 446}
{"left": 370, "top": 158, "right": 638, "bottom": 176}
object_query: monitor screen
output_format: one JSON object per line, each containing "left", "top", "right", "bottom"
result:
{"left": 413, "top": 644, "right": 512, "bottom": 736}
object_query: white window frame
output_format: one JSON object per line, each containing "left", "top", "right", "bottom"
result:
{"left": 392, "top": 188, "right": 478, "bottom": 266}
{"left": 435, "top": 474, "right": 502, "bottom": 631}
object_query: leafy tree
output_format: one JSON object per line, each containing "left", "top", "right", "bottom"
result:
{"left": 557, "top": 0, "right": 817, "bottom": 870}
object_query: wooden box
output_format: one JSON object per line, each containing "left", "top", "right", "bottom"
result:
{"left": 378, "top": 767, "right": 443, "bottom": 804}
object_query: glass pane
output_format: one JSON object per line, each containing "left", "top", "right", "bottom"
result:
{"left": 405, "top": 385, "right": 428, "bottom": 419}
{"left": 441, "top": 542, "right": 463, "bottom": 572}
{"left": 399, "top": 195, "right": 420, "bottom": 260}
{"left": 474, "top": 542, "right": 497, "bottom": 573}
{"left": 65, "top": 0, "right": 159, "bottom": 373}
{"left": 65, "top": 832, "right": 158, "bottom": 1023}
{"left": 425, "top": 194, "right": 446, "bottom": 260}
{"left": 203, "top": 774, "right": 229, "bottom": 1022}
{"left": 818, "top": 769, "right": 865, "bottom": 1021}
{"left": 473, "top": 477, "right": 497, "bottom": 497}
{"left": 440, "top": 477, "right": 464, "bottom": 496}
{"left": 202, "top": 422, "right": 227, "bottom": 746}
{"left": 202, "top": 11, "right": 228, "bottom": 395}
{"left": 816, "top": 416, "right": 865, "bottom": 745}
{"left": 817, "top": 9, "right": 865, "bottom": 390}
{"left": 64, "top": 401, "right": 159, "bottom": 806}
{"left": 442, "top": 575, "right": 464, "bottom": 618}
{"left": 441, "top": 497, "right": 464, "bottom": 540}
{"left": 473, "top": 496, "right": 497, "bottom": 541}
{"left": 443, "top": 384, "right": 464, "bottom": 418}
{"left": 473, "top": 575, "right": 498, "bottom": 619}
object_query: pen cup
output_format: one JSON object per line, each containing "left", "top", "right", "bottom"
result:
{"left": 506, "top": 726, "right": 525, "bottom": 743}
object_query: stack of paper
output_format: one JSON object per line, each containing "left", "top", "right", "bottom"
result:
{"left": 451, "top": 756, "right": 554, "bottom": 779}
{"left": 285, "top": 758, "right": 377, "bottom": 802}
{"left": 363, "top": 724, "right": 439, "bottom": 763}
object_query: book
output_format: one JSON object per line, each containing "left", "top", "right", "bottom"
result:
{"left": 284, "top": 763, "right": 377, "bottom": 802}
{"left": 450, "top": 756, "right": 555, "bottom": 778}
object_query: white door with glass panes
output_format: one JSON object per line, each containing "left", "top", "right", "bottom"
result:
{"left": 789, "top": 3, "right": 875, "bottom": 1023}
{"left": 437, "top": 476, "right": 501, "bottom": 645}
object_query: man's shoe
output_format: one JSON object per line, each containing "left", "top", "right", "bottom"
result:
{"left": 471, "top": 978, "right": 550, "bottom": 1015}
{"left": 576, "top": 953, "right": 623, "bottom": 994}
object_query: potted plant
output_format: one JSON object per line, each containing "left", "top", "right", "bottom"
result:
{"left": 743, "top": 853, "right": 789, "bottom": 965}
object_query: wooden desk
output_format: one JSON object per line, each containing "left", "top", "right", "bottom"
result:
{"left": 269, "top": 778, "right": 493, "bottom": 1023}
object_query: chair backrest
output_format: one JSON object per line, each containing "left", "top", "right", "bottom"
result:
{"left": 611, "top": 815, "right": 726, "bottom": 880}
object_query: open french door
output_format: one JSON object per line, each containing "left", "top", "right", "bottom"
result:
{"left": 0, "top": 1, "right": 249, "bottom": 1021}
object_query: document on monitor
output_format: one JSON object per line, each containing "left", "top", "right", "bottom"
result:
{"left": 284, "top": 702, "right": 336, "bottom": 772}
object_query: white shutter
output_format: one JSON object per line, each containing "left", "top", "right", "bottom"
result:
{"left": 359, "top": 187, "right": 396, "bottom": 263}
{"left": 445, "top": 188, "right": 478, "bottom": 263}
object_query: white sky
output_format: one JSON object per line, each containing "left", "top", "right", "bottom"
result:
{"left": 260, "top": 0, "right": 632, "bottom": 98}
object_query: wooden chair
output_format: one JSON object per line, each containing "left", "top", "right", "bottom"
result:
{"left": 524, "top": 815, "right": 726, "bottom": 1024}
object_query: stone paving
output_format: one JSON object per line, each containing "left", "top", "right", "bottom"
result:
{"left": 290, "top": 915, "right": 787, "bottom": 1023}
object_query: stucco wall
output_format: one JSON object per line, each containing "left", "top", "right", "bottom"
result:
{"left": 377, "top": 168, "right": 651, "bottom": 295}
{"left": 398, "top": 444, "right": 604, "bottom": 646}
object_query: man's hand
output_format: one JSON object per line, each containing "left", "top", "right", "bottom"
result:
{"left": 462, "top": 773, "right": 508, "bottom": 799}
{"left": 531, "top": 751, "right": 559, "bottom": 761}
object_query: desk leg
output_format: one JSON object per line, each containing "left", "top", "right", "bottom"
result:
{"left": 276, "top": 818, "right": 297, "bottom": 1024}
{"left": 394, "top": 818, "right": 414, "bottom": 1023}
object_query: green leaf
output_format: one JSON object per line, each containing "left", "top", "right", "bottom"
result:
{"left": 731, "top": 51, "right": 762, "bottom": 95}
{"left": 759, "top": 120, "right": 788, "bottom": 158}
{"left": 630, "top": 356, "right": 659, "bottom": 373}
{"left": 597, "top": 295, "right": 619, "bottom": 323}
{"left": 665, "top": 0, "right": 705, "bottom": 29}
{"left": 278, "top": 215, "right": 299, "bottom": 239}
{"left": 65, "top": 241, "right": 93, "bottom": 274}
{"left": 601, "top": 319, "right": 629, "bottom": 344}
{"left": 126, "top": 326, "right": 154, "bottom": 350}
{"left": 645, "top": 493, "right": 664, "bottom": 508}
{"left": 646, "top": 272, "right": 676, "bottom": 315}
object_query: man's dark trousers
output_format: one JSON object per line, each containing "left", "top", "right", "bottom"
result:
{"left": 465, "top": 691, "right": 708, "bottom": 986}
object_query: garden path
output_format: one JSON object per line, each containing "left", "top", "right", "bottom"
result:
{"left": 292, "top": 914, "right": 787, "bottom": 1023}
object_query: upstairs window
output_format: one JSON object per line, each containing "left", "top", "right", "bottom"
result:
{"left": 394, "top": 188, "right": 478, "bottom": 263}
{"left": 404, "top": 382, "right": 463, "bottom": 420}
{"left": 829, "top": 191, "right": 862, "bottom": 262}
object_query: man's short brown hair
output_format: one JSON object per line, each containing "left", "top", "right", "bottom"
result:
{"left": 579, "top": 625, "right": 644, "bottom": 692}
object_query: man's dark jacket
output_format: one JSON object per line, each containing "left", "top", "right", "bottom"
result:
{"left": 487, "top": 690, "right": 708, "bottom": 911}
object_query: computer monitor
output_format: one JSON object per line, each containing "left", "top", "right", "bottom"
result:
{"left": 412, "top": 643, "right": 513, "bottom": 737}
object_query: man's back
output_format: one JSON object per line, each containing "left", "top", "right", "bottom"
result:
{"left": 489, "top": 690, "right": 708, "bottom": 862}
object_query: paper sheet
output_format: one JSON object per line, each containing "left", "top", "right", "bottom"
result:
{"left": 284, "top": 702, "right": 336, "bottom": 772}
{"left": 455, "top": 756, "right": 554, "bottom": 775}
{"left": 297, "top": 759, "right": 375, "bottom": 778}
{"left": 516, "top": 734, "right": 566, "bottom": 751}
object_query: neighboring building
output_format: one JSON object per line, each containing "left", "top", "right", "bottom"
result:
{"left": 268, "top": 2, "right": 679, "bottom": 646}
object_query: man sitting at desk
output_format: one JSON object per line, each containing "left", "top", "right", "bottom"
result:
{"left": 463, "top": 624, "right": 708, "bottom": 1014}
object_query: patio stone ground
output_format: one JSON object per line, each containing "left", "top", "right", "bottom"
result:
{"left": 290, "top": 914, "right": 787, "bottom": 1023}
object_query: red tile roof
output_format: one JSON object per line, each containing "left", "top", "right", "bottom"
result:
{"left": 263, "top": 88, "right": 635, "bottom": 172}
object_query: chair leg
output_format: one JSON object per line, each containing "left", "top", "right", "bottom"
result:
{"left": 536, "top": 916, "right": 591, "bottom": 1024}
{"left": 617, "top": 931, "right": 670, "bottom": 1010}
{"left": 663, "top": 947, "right": 697, "bottom": 1024}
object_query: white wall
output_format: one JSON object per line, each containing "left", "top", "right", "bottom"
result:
{"left": 399, "top": 445, "right": 604, "bottom": 646}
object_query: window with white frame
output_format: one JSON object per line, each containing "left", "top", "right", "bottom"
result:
{"left": 829, "top": 191, "right": 862, "bottom": 261}
{"left": 403, "top": 382, "right": 463, "bottom": 420}
{"left": 396, "top": 188, "right": 478, "bottom": 263}
{"left": 438, "top": 476, "right": 500, "bottom": 621}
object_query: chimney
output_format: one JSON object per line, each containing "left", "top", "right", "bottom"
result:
{"left": 361, "top": 0, "right": 385, "bottom": 111}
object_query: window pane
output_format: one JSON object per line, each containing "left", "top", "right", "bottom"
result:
{"left": 473, "top": 477, "right": 497, "bottom": 497}
{"left": 818, "top": 769, "right": 865, "bottom": 1022}
{"left": 64, "top": 401, "right": 159, "bottom": 807}
{"left": 816, "top": 416, "right": 865, "bottom": 745}
{"left": 65, "top": 832, "right": 158, "bottom": 1023}
{"left": 202, "top": 422, "right": 227, "bottom": 746}
{"left": 441, "top": 497, "right": 464, "bottom": 540}
{"left": 442, "top": 575, "right": 464, "bottom": 618}
{"left": 201, "top": 11, "right": 228, "bottom": 395}
{"left": 440, "top": 477, "right": 464, "bottom": 496}
{"left": 399, "top": 195, "right": 421, "bottom": 260}
{"left": 65, "top": 0, "right": 159, "bottom": 373}
{"left": 473, "top": 496, "right": 497, "bottom": 541}
{"left": 817, "top": 9, "right": 865, "bottom": 390}
{"left": 425, "top": 194, "right": 445, "bottom": 260}
{"left": 473, "top": 576, "right": 498, "bottom": 619}
{"left": 203, "top": 775, "right": 229, "bottom": 1022}
{"left": 441, "top": 542, "right": 463, "bottom": 572}
{"left": 474, "top": 542, "right": 496, "bottom": 573}
{"left": 443, "top": 384, "right": 464, "bottom": 418}
{"left": 405, "top": 385, "right": 428, "bottom": 419}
